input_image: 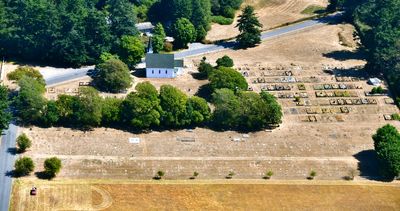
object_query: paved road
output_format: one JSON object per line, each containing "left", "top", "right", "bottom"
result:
{"left": 43, "top": 13, "right": 342, "bottom": 86}
{"left": 44, "top": 66, "right": 94, "bottom": 87}
{"left": 0, "top": 124, "right": 18, "bottom": 211}
{"left": 174, "top": 12, "right": 342, "bottom": 59}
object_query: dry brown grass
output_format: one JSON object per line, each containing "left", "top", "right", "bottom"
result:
{"left": 11, "top": 179, "right": 400, "bottom": 211}
{"left": 206, "top": 0, "right": 329, "bottom": 41}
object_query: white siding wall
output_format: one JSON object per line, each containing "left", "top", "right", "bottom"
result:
{"left": 146, "top": 68, "right": 176, "bottom": 78}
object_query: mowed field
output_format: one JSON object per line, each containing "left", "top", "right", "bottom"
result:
{"left": 206, "top": 0, "right": 328, "bottom": 41}
{"left": 11, "top": 179, "right": 400, "bottom": 211}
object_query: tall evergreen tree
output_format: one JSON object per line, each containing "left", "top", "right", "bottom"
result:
{"left": 151, "top": 23, "right": 166, "bottom": 53}
{"left": 236, "top": 6, "right": 262, "bottom": 48}
{"left": 191, "top": 0, "right": 211, "bottom": 41}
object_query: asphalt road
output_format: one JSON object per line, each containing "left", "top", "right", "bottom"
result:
{"left": 43, "top": 13, "right": 342, "bottom": 87}
{"left": 0, "top": 123, "right": 18, "bottom": 211}
{"left": 44, "top": 66, "right": 94, "bottom": 87}
{"left": 174, "top": 13, "right": 342, "bottom": 59}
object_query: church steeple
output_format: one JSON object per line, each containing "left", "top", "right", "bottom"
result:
{"left": 147, "top": 37, "right": 153, "bottom": 54}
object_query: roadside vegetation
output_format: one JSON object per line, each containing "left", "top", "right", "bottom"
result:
{"left": 16, "top": 133, "right": 31, "bottom": 153}
{"left": 0, "top": 85, "right": 12, "bottom": 133}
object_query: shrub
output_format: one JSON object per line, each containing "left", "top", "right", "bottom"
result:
{"left": 16, "top": 133, "right": 32, "bottom": 153}
{"left": 190, "top": 171, "right": 199, "bottom": 179}
{"left": 216, "top": 55, "right": 234, "bottom": 68}
{"left": 371, "top": 86, "right": 385, "bottom": 94}
{"left": 211, "top": 16, "right": 234, "bottom": 25}
{"left": 164, "top": 42, "right": 173, "bottom": 52}
{"left": 264, "top": 170, "right": 273, "bottom": 179}
{"left": 226, "top": 171, "right": 235, "bottom": 179}
{"left": 7, "top": 66, "right": 44, "bottom": 85}
{"left": 154, "top": 170, "right": 165, "bottom": 180}
{"left": 44, "top": 157, "right": 62, "bottom": 178}
{"left": 14, "top": 157, "right": 35, "bottom": 176}
{"left": 222, "top": 6, "right": 236, "bottom": 19}
{"left": 392, "top": 113, "right": 400, "bottom": 121}
{"left": 198, "top": 57, "right": 214, "bottom": 77}
{"left": 344, "top": 169, "right": 359, "bottom": 181}
{"left": 308, "top": 170, "right": 317, "bottom": 180}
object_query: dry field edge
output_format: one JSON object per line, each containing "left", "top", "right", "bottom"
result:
{"left": 11, "top": 179, "right": 400, "bottom": 211}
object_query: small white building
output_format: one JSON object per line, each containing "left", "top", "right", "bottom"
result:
{"left": 368, "top": 78, "right": 382, "bottom": 86}
{"left": 135, "top": 22, "right": 155, "bottom": 34}
{"left": 145, "top": 53, "right": 184, "bottom": 78}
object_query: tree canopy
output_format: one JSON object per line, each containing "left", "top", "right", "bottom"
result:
{"left": 212, "top": 89, "right": 282, "bottom": 131}
{"left": 14, "top": 76, "right": 47, "bottom": 124}
{"left": 372, "top": 124, "right": 400, "bottom": 179}
{"left": 338, "top": 0, "right": 400, "bottom": 97}
{"left": 14, "top": 157, "right": 35, "bottom": 176}
{"left": 236, "top": 6, "right": 262, "bottom": 48}
{"left": 209, "top": 67, "right": 248, "bottom": 91}
{"left": 0, "top": 85, "right": 11, "bottom": 133}
{"left": 118, "top": 35, "right": 145, "bottom": 68}
{"left": 44, "top": 157, "right": 62, "bottom": 178}
{"left": 93, "top": 58, "right": 132, "bottom": 93}
{"left": 151, "top": 23, "right": 166, "bottom": 53}
{"left": 172, "top": 18, "right": 197, "bottom": 49}
{"left": 216, "top": 55, "right": 234, "bottom": 67}
{"left": 0, "top": 0, "right": 138, "bottom": 67}
{"left": 122, "top": 82, "right": 161, "bottom": 129}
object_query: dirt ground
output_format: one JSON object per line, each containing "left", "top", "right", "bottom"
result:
{"left": 17, "top": 22, "right": 399, "bottom": 180}
{"left": 206, "top": 0, "right": 328, "bottom": 41}
{"left": 11, "top": 179, "right": 400, "bottom": 211}
{"left": 44, "top": 59, "right": 206, "bottom": 100}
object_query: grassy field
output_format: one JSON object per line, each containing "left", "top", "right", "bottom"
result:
{"left": 11, "top": 179, "right": 400, "bottom": 211}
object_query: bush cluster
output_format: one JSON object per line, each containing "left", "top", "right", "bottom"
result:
{"left": 211, "top": 16, "right": 234, "bottom": 25}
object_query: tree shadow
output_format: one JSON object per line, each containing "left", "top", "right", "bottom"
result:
{"left": 321, "top": 65, "right": 369, "bottom": 80}
{"left": 7, "top": 147, "right": 17, "bottom": 155}
{"left": 132, "top": 68, "right": 146, "bottom": 78}
{"left": 191, "top": 72, "right": 207, "bottom": 80}
{"left": 323, "top": 50, "right": 366, "bottom": 61}
{"left": 35, "top": 171, "right": 53, "bottom": 180}
{"left": 195, "top": 83, "right": 213, "bottom": 102}
{"left": 5, "top": 170, "right": 15, "bottom": 177}
{"left": 353, "top": 150, "right": 392, "bottom": 182}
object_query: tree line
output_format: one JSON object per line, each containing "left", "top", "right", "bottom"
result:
{"left": 10, "top": 57, "right": 282, "bottom": 132}
{"left": 0, "top": 0, "right": 138, "bottom": 67}
{"left": 328, "top": 0, "right": 400, "bottom": 104}
{"left": 198, "top": 56, "right": 283, "bottom": 131}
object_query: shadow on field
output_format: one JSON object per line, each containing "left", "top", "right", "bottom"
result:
{"left": 353, "top": 150, "right": 391, "bottom": 181}
{"left": 323, "top": 49, "right": 366, "bottom": 61}
{"left": 35, "top": 171, "right": 53, "bottom": 180}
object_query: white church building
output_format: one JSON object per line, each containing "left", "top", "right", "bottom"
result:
{"left": 145, "top": 53, "right": 184, "bottom": 78}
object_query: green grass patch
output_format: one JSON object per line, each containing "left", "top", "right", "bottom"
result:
{"left": 301, "top": 5, "right": 326, "bottom": 15}
{"left": 392, "top": 113, "right": 400, "bottom": 121}
{"left": 211, "top": 16, "right": 234, "bottom": 25}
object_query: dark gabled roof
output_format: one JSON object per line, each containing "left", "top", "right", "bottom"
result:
{"left": 174, "top": 59, "right": 184, "bottom": 68}
{"left": 146, "top": 53, "right": 175, "bottom": 69}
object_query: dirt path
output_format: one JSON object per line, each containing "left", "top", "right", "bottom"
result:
{"left": 31, "top": 154, "right": 358, "bottom": 162}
